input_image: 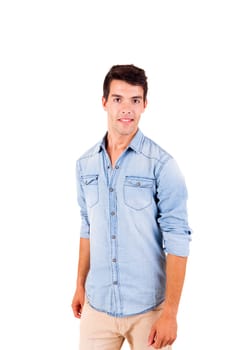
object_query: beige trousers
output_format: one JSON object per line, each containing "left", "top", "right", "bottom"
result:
{"left": 79, "top": 301, "right": 172, "bottom": 350}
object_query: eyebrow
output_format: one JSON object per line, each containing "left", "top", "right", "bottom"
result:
{"left": 111, "top": 94, "right": 143, "bottom": 99}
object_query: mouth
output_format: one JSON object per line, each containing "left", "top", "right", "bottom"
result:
{"left": 118, "top": 118, "right": 134, "bottom": 123}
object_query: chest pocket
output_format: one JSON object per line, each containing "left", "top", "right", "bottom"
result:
{"left": 81, "top": 175, "right": 99, "bottom": 208}
{"left": 124, "top": 176, "right": 155, "bottom": 210}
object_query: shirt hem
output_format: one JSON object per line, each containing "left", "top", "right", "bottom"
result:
{"left": 88, "top": 300, "right": 165, "bottom": 318}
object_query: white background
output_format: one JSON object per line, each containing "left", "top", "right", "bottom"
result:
{"left": 0, "top": 1, "right": 232, "bottom": 349}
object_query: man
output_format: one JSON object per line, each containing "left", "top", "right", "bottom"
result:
{"left": 72, "top": 64, "right": 191, "bottom": 350}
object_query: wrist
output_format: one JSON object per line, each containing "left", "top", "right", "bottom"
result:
{"left": 76, "top": 279, "right": 86, "bottom": 289}
{"left": 162, "top": 303, "right": 178, "bottom": 317}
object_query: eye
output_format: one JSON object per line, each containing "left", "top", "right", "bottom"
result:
{"left": 132, "top": 98, "right": 141, "bottom": 104}
{"left": 113, "top": 97, "right": 121, "bottom": 103}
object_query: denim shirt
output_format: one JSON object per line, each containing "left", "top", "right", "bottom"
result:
{"left": 76, "top": 129, "right": 191, "bottom": 317}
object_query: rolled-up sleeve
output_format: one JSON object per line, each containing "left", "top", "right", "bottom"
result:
{"left": 156, "top": 157, "right": 192, "bottom": 256}
{"left": 76, "top": 160, "right": 90, "bottom": 238}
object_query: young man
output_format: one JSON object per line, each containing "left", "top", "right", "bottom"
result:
{"left": 72, "top": 64, "right": 191, "bottom": 350}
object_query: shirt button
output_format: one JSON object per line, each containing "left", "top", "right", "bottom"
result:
{"left": 113, "top": 281, "right": 118, "bottom": 285}
{"left": 112, "top": 235, "right": 116, "bottom": 239}
{"left": 112, "top": 258, "right": 117, "bottom": 262}
{"left": 115, "top": 165, "right": 119, "bottom": 169}
{"left": 111, "top": 211, "right": 115, "bottom": 216}
{"left": 136, "top": 182, "right": 141, "bottom": 187}
{"left": 109, "top": 187, "right": 114, "bottom": 192}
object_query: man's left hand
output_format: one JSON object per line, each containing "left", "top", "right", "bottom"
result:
{"left": 147, "top": 312, "right": 177, "bottom": 349}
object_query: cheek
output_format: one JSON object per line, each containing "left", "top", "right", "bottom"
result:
{"left": 109, "top": 106, "right": 119, "bottom": 116}
{"left": 139, "top": 106, "right": 146, "bottom": 114}
{"left": 107, "top": 108, "right": 118, "bottom": 120}
{"left": 134, "top": 106, "right": 144, "bottom": 116}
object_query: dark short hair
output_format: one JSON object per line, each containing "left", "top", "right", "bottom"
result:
{"left": 103, "top": 64, "right": 148, "bottom": 102}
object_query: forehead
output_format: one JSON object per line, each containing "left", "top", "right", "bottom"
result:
{"left": 109, "top": 80, "right": 144, "bottom": 97}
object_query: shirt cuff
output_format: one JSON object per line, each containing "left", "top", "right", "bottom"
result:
{"left": 80, "top": 232, "right": 90, "bottom": 239}
{"left": 163, "top": 231, "right": 192, "bottom": 257}
{"left": 80, "top": 220, "right": 90, "bottom": 239}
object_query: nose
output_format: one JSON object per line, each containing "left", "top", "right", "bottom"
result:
{"left": 121, "top": 110, "right": 131, "bottom": 115}
{"left": 120, "top": 101, "right": 132, "bottom": 115}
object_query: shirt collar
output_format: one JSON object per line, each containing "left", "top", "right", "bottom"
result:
{"left": 98, "top": 129, "right": 144, "bottom": 154}
{"left": 128, "top": 129, "right": 144, "bottom": 153}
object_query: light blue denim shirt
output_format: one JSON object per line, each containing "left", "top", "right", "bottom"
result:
{"left": 76, "top": 129, "right": 191, "bottom": 317}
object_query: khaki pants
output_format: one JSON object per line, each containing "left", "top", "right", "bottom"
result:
{"left": 80, "top": 301, "right": 172, "bottom": 350}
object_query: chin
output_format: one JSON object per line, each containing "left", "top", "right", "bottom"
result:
{"left": 119, "top": 129, "right": 137, "bottom": 136}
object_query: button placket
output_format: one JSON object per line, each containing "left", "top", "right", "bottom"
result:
{"left": 108, "top": 164, "right": 121, "bottom": 309}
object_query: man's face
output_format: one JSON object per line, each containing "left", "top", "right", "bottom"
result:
{"left": 102, "top": 80, "right": 147, "bottom": 137}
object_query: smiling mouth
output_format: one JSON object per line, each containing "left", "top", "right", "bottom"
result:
{"left": 118, "top": 118, "right": 133, "bottom": 123}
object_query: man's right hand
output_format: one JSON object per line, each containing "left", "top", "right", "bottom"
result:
{"left": 71, "top": 286, "right": 85, "bottom": 318}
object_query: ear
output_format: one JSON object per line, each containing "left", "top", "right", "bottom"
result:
{"left": 102, "top": 96, "right": 107, "bottom": 110}
{"left": 141, "top": 99, "right": 148, "bottom": 113}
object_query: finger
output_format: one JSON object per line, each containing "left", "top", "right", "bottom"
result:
{"left": 78, "top": 303, "right": 84, "bottom": 318}
{"left": 152, "top": 334, "right": 163, "bottom": 349}
{"left": 72, "top": 307, "right": 78, "bottom": 318}
{"left": 156, "top": 335, "right": 176, "bottom": 348}
{"left": 72, "top": 304, "right": 81, "bottom": 318}
{"left": 147, "top": 329, "right": 156, "bottom": 346}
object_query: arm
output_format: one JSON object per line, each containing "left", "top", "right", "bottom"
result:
{"left": 148, "top": 254, "right": 187, "bottom": 348}
{"left": 72, "top": 160, "right": 91, "bottom": 318}
{"left": 71, "top": 238, "right": 90, "bottom": 318}
{"left": 148, "top": 158, "right": 191, "bottom": 348}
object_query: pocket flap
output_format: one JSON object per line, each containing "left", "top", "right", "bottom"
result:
{"left": 81, "top": 175, "right": 98, "bottom": 185}
{"left": 125, "top": 176, "right": 154, "bottom": 188}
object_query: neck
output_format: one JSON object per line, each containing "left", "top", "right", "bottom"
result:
{"left": 106, "top": 129, "right": 138, "bottom": 152}
{"left": 105, "top": 129, "right": 138, "bottom": 167}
